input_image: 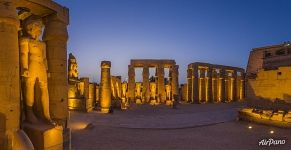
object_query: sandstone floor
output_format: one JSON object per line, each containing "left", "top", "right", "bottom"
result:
{"left": 69, "top": 102, "right": 291, "bottom": 150}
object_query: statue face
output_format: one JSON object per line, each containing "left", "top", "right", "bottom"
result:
{"left": 26, "top": 20, "right": 44, "bottom": 40}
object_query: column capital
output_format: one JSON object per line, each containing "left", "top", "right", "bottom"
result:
{"left": 101, "top": 61, "right": 111, "bottom": 68}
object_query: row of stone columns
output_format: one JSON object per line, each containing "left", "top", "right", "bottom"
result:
{"left": 187, "top": 64, "right": 245, "bottom": 103}
{"left": 127, "top": 65, "right": 179, "bottom": 103}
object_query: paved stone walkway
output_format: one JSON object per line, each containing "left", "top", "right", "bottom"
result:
{"left": 70, "top": 102, "right": 291, "bottom": 150}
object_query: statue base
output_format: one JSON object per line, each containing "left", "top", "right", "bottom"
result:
{"left": 100, "top": 108, "right": 110, "bottom": 113}
{"left": 165, "top": 100, "right": 173, "bottom": 106}
{"left": 149, "top": 100, "right": 157, "bottom": 105}
{"left": 23, "top": 122, "right": 63, "bottom": 150}
{"left": 136, "top": 99, "right": 142, "bottom": 104}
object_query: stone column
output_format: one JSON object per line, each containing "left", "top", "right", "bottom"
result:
{"left": 43, "top": 14, "right": 69, "bottom": 126}
{"left": 199, "top": 68, "right": 206, "bottom": 103}
{"left": 220, "top": 69, "right": 226, "bottom": 102}
{"left": 127, "top": 65, "right": 135, "bottom": 102}
{"left": 0, "top": 0, "right": 20, "bottom": 148}
{"left": 80, "top": 78, "right": 89, "bottom": 111}
{"left": 232, "top": 70, "right": 237, "bottom": 101}
{"left": 207, "top": 67, "right": 213, "bottom": 103}
{"left": 192, "top": 65, "right": 199, "bottom": 103}
{"left": 171, "top": 65, "right": 179, "bottom": 100}
{"left": 100, "top": 61, "right": 111, "bottom": 113}
{"left": 212, "top": 70, "right": 218, "bottom": 102}
{"left": 241, "top": 72, "right": 246, "bottom": 100}
{"left": 187, "top": 67, "right": 193, "bottom": 102}
{"left": 142, "top": 66, "right": 150, "bottom": 103}
{"left": 156, "top": 66, "right": 165, "bottom": 103}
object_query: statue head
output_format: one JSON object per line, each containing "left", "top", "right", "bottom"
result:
{"left": 68, "top": 53, "right": 79, "bottom": 79}
{"left": 23, "top": 15, "right": 44, "bottom": 40}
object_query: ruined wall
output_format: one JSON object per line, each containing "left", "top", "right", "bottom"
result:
{"left": 246, "top": 49, "right": 264, "bottom": 77}
{"left": 247, "top": 67, "right": 291, "bottom": 110}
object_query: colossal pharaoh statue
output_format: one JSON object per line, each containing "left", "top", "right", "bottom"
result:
{"left": 20, "top": 15, "right": 53, "bottom": 124}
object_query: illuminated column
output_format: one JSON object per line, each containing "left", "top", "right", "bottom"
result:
{"left": 199, "top": 68, "right": 206, "bottom": 103}
{"left": 220, "top": 69, "right": 226, "bottom": 102}
{"left": 171, "top": 65, "right": 179, "bottom": 100}
{"left": 207, "top": 67, "right": 213, "bottom": 103}
{"left": 241, "top": 72, "right": 246, "bottom": 100}
{"left": 232, "top": 70, "right": 237, "bottom": 101}
{"left": 212, "top": 70, "right": 218, "bottom": 102}
{"left": 80, "top": 78, "right": 89, "bottom": 111}
{"left": 187, "top": 67, "right": 193, "bottom": 102}
{"left": 0, "top": 0, "right": 20, "bottom": 147}
{"left": 43, "top": 14, "right": 69, "bottom": 126}
{"left": 100, "top": 61, "right": 111, "bottom": 113}
{"left": 192, "top": 65, "right": 199, "bottom": 103}
{"left": 127, "top": 65, "right": 135, "bottom": 102}
{"left": 156, "top": 65, "right": 165, "bottom": 103}
{"left": 142, "top": 66, "right": 150, "bottom": 103}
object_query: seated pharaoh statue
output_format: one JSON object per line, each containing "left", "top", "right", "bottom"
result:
{"left": 68, "top": 53, "right": 79, "bottom": 81}
{"left": 20, "top": 15, "right": 54, "bottom": 125}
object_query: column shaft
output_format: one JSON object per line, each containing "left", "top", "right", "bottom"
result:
{"left": 232, "top": 70, "right": 237, "bottom": 101}
{"left": 207, "top": 67, "right": 213, "bottom": 103}
{"left": 156, "top": 66, "right": 165, "bottom": 103}
{"left": 0, "top": 1, "right": 20, "bottom": 148}
{"left": 187, "top": 68, "right": 193, "bottom": 102}
{"left": 199, "top": 68, "right": 206, "bottom": 103}
{"left": 100, "top": 61, "right": 111, "bottom": 113}
{"left": 43, "top": 15, "right": 69, "bottom": 126}
{"left": 192, "top": 65, "right": 199, "bottom": 103}
{"left": 142, "top": 66, "right": 150, "bottom": 102}
{"left": 171, "top": 65, "right": 179, "bottom": 100}
{"left": 220, "top": 69, "right": 226, "bottom": 102}
{"left": 127, "top": 65, "right": 135, "bottom": 101}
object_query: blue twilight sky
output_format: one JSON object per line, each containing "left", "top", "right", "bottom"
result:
{"left": 55, "top": 0, "right": 291, "bottom": 83}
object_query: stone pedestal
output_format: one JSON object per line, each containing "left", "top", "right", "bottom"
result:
{"left": 23, "top": 123, "right": 63, "bottom": 150}
{"left": 100, "top": 61, "right": 111, "bottom": 113}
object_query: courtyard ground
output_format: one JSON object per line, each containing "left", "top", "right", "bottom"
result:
{"left": 69, "top": 102, "right": 291, "bottom": 150}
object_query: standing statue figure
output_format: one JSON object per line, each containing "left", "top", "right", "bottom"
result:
{"left": 20, "top": 15, "right": 53, "bottom": 124}
{"left": 165, "top": 84, "right": 172, "bottom": 100}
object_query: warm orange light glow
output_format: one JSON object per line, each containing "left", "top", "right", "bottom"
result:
{"left": 270, "top": 130, "right": 274, "bottom": 134}
{"left": 248, "top": 126, "right": 252, "bottom": 129}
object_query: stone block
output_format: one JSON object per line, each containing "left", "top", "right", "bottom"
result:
{"left": 23, "top": 123, "right": 63, "bottom": 150}
{"left": 270, "top": 111, "right": 284, "bottom": 122}
{"left": 283, "top": 111, "right": 291, "bottom": 122}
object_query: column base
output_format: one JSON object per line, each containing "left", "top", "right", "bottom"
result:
{"left": 100, "top": 108, "right": 110, "bottom": 113}
{"left": 136, "top": 99, "right": 142, "bottom": 104}
{"left": 165, "top": 100, "right": 173, "bottom": 106}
